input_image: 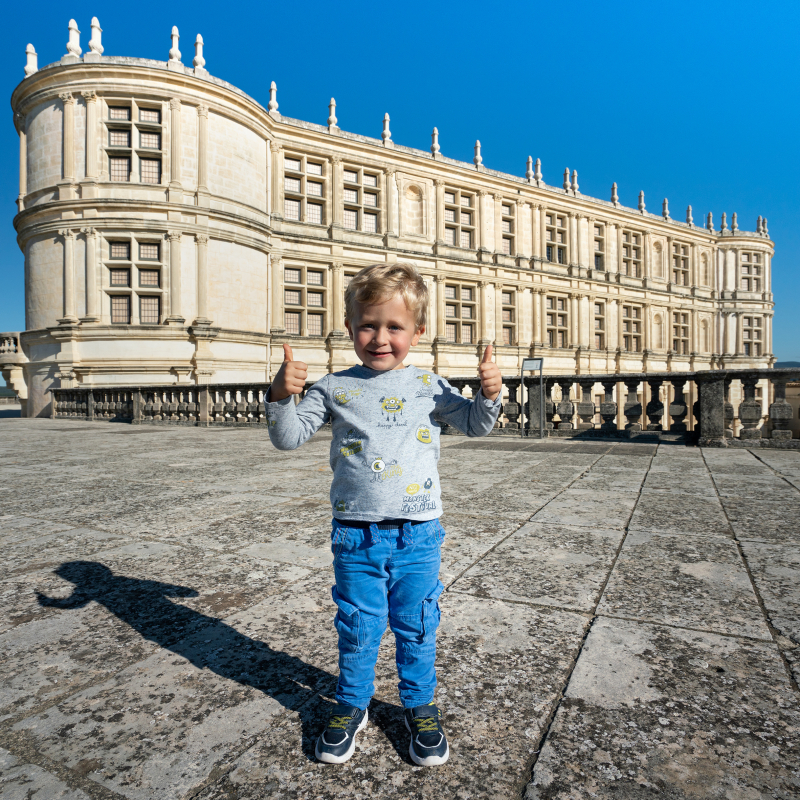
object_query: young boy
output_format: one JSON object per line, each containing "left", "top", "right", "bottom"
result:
{"left": 265, "top": 263, "right": 501, "bottom": 766}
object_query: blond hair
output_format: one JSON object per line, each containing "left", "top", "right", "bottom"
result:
{"left": 344, "top": 263, "right": 428, "bottom": 330}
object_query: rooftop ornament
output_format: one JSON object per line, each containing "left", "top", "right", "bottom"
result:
{"left": 62, "top": 19, "right": 81, "bottom": 64}
{"left": 382, "top": 113, "right": 391, "bottom": 146}
{"left": 763, "top": 217, "right": 769, "bottom": 235}
{"left": 731, "top": 212, "right": 738, "bottom": 232}
{"left": 473, "top": 140, "right": 482, "bottom": 169}
{"left": 757, "top": 215, "right": 763, "bottom": 234}
{"left": 706, "top": 212, "right": 714, "bottom": 232}
{"left": 24, "top": 44, "right": 37, "bottom": 77}
{"left": 327, "top": 98, "right": 337, "bottom": 131}
{"left": 168, "top": 26, "right": 182, "bottom": 71}
{"left": 268, "top": 81, "right": 280, "bottom": 120}
{"left": 662, "top": 198, "right": 670, "bottom": 220}
{"left": 535, "top": 158, "right": 542, "bottom": 184}
{"left": 84, "top": 17, "right": 103, "bottom": 62}
{"left": 525, "top": 156, "right": 533, "bottom": 182}
{"left": 563, "top": 168, "right": 570, "bottom": 192}
{"left": 431, "top": 127, "right": 440, "bottom": 157}
{"left": 611, "top": 182, "right": 619, "bottom": 206}
{"left": 686, "top": 205, "right": 693, "bottom": 226}
{"left": 193, "top": 34, "right": 207, "bottom": 75}
{"left": 721, "top": 211, "right": 728, "bottom": 232}
{"left": 571, "top": 170, "right": 579, "bottom": 195}
{"left": 638, "top": 191, "right": 646, "bottom": 214}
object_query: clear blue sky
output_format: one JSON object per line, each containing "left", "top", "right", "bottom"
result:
{"left": 1, "top": 0, "right": 798, "bottom": 361}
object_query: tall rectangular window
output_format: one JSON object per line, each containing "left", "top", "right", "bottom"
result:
{"left": 110, "top": 157, "right": 130, "bottom": 182}
{"left": 672, "top": 312, "right": 690, "bottom": 354}
{"left": 342, "top": 165, "right": 381, "bottom": 233}
{"left": 672, "top": 242, "right": 690, "bottom": 286}
{"left": 742, "top": 316, "right": 762, "bottom": 357}
{"left": 282, "top": 265, "right": 327, "bottom": 336}
{"left": 546, "top": 297, "right": 569, "bottom": 347}
{"left": 545, "top": 213, "right": 568, "bottom": 264}
{"left": 444, "top": 189, "right": 476, "bottom": 250}
{"left": 501, "top": 289, "right": 515, "bottom": 345}
{"left": 111, "top": 295, "right": 130, "bottom": 324}
{"left": 104, "top": 237, "right": 164, "bottom": 326}
{"left": 139, "top": 296, "right": 161, "bottom": 324}
{"left": 140, "top": 158, "right": 161, "bottom": 184}
{"left": 621, "top": 230, "right": 642, "bottom": 277}
{"left": 500, "top": 202, "right": 514, "bottom": 255}
{"left": 740, "top": 252, "right": 762, "bottom": 292}
{"left": 622, "top": 305, "right": 641, "bottom": 352}
{"left": 283, "top": 154, "right": 328, "bottom": 226}
{"left": 443, "top": 282, "right": 476, "bottom": 343}
{"left": 594, "top": 302, "right": 605, "bottom": 349}
{"left": 593, "top": 224, "right": 604, "bottom": 270}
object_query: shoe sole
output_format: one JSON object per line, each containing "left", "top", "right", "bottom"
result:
{"left": 315, "top": 708, "right": 369, "bottom": 764}
{"left": 404, "top": 716, "right": 450, "bottom": 766}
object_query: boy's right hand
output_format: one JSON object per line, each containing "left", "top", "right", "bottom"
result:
{"left": 269, "top": 344, "right": 308, "bottom": 402}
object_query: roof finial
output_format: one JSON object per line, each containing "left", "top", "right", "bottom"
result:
{"left": 193, "top": 34, "right": 206, "bottom": 73}
{"left": 431, "top": 127, "right": 440, "bottom": 156}
{"left": 763, "top": 217, "right": 769, "bottom": 235}
{"left": 563, "top": 168, "right": 570, "bottom": 192}
{"left": 731, "top": 211, "right": 738, "bottom": 232}
{"left": 87, "top": 17, "right": 103, "bottom": 59}
{"left": 686, "top": 205, "right": 693, "bottom": 226}
{"left": 571, "top": 169, "right": 579, "bottom": 194}
{"left": 63, "top": 19, "right": 81, "bottom": 63}
{"left": 721, "top": 211, "right": 728, "bottom": 231}
{"left": 525, "top": 156, "right": 533, "bottom": 182}
{"left": 167, "top": 26, "right": 182, "bottom": 71}
{"left": 662, "top": 198, "right": 670, "bottom": 220}
{"left": 327, "top": 98, "right": 337, "bottom": 130}
{"left": 611, "top": 182, "right": 619, "bottom": 206}
{"left": 706, "top": 212, "right": 714, "bottom": 232}
{"left": 638, "top": 191, "right": 646, "bottom": 213}
{"left": 473, "top": 140, "right": 482, "bottom": 168}
{"left": 757, "top": 215, "right": 763, "bottom": 234}
{"left": 268, "top": 81, "right": 279, "bottom": 112}
{"left": 382, "top": 113, "right": 391, "bottom": 145}
{"left": 24, "top": 44, "right": 37, "bottom": 77}
{"left": 534, "top": 158, "right": 542, "bottom": 183}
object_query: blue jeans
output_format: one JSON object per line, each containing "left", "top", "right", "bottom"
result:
{"left": 330, "top": 517, "right": 445, "bottom": 710}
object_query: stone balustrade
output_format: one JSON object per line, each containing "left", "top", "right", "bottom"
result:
{"left": 0, "top": 332, "right": 21, "bottom": 359}
{"left": 50, "top": 368, "right": 799, "bottom": 446}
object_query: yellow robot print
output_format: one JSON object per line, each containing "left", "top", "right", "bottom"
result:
{"left": 416, "top": 425, "right": 432, "bottom": 444}
{"left": 333, "top": 386, "right": 362, "bottom": 406}
{"left": 380, "top": 396, "right": 405, "bottom": 423}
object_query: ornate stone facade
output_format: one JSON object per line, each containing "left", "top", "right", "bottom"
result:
{"left": 11, "top": 20, "right": 775, "bottom": 417}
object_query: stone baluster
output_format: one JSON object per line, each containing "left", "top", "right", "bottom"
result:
{"left": 556, "top": 379, "right": 575, "bottom": 430}
{"left": 176, "top": 389, "right": 188, "bottom": 421}
{"left": 599, "top": 380, "right": 618, "bottom": 431}
{"left": 224, "top": 390, "right": 236, "bottom": 421}
{"left": 504, "top": 378, "right": 520, "bottom": 429}
{"left": 645, "top": 378, "right": 665, "bottom": 430}
{"left": 151, "top": 391, "right": 163, "bottom": 421}
{"left": 544, "top": 379, "right": 556, "bottom": 430}
{"left": 212, "top": 389, "right": 225, "bottom": 424}
{"left": 236, "top": 389, "right": 248, "bottom": 422}
{"left": 724, "top": 379, "right": 735, "bottom": 439}
{"left": 668, "top": 378, "right": 688, "bottom": 433}
{"left": 768, "top": 377, "right": 793, "bottom": 440}
{"left": 623, "top": 379, "right": 642, "bottom": 431}
{"left": 738, "top": 375, "right": 763, "bottom": 440}
{"left": 576, "top": 379, "right": 595, "bottom": 430}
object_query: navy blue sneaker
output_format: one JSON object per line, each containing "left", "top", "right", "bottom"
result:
{"left": 315, "top": 704, "right": 368, "bottom": 764}
{"left": 404, "top": 703, "right": 449, "bottom": 766}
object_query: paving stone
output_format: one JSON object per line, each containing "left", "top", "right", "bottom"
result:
{"left": 711, "top": 475, "right": 799, "bottom": 499}
{"left": 527, "top": 618, "right": 800, "bottom": 799}
{"left": 722, "top": 497, "right": 800, "bottom": 544}
{"left": 598, "top": 531, "right": 770, "bottom": 639}
{"left": 452, "top": 522, "right": 623, "bottom": 611}
{"left": 0, "top": 747, "right": 91, "bottom": 799}
{"left": 629, "top": 491, "right": 732, "bottom": 537}
{"left": 531, "top": 488, "right": 639, "bottom": 529}
{"left": 642, "top": 470, "right": 718, "bottom": 497}
{"left": 573, "top": 470, "right": 645, "bottom": 493}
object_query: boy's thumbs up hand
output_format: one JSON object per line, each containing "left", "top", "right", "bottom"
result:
{"left": 269, "top": 343, "right": 308, "bottom": 402}
{"left": 478, "top": 343, "right": 501, "bottom": 402}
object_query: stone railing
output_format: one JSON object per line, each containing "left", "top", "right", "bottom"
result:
{"left": 50, "top": 369, "right": 799, "bottom": 447}
{"left": 0, "top": 332, "right": 21, "bottom": 360}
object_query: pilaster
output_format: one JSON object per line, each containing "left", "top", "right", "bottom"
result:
{"left": 58, "top": 93, "right": 77, "bottom": 200}
{"left": 57, "top": 229, "right": 79, "bottom": 324}
{"left": 80, "top": 90, "right": 98, "bottom": 198}
{"left": 80, "top": 227, "right": 100, "bottom": 322}
{"left": 165, "top": 231, "right": 185, "bottom": 325}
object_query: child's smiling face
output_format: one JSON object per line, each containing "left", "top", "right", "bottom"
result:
{"left": 346, "top": 293, "right": 424, "bottom": 371}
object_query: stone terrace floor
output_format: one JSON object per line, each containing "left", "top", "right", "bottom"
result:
{"left": 0, "top": 418, "right": 799, "bottom": 800}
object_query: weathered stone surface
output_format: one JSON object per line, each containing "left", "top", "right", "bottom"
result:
{"left": 531, "top": 488, "right": 639, "bottom": 529}
{"left": 722, "top": 497, "right": 800, "bottom": 543}
{"left": 0, "top": 747, "right": 91, "bottom": 799}
{"left": 527, "top": 618, "right": 800, "bottom": 799}
{"left": 629, "top": 491, "right": 732, "bottom": 536}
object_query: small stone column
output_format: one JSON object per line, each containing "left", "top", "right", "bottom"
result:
{"left": 168, "top": 98, "right": 182, "bottom": 202}
{"left": 270, "top": 256, "right": 284, "bottom": 334}
{"left": 58, "top": 229, "right": 79, "bottom": 323}
{"left": 434, "top": 179, "right": 445, "bottom": 244}
{"left": 81, "top": 90, "right": 98, "bottom": 190}
{"left": 59, "top": 92, "right": 76, "bottom": 199}
{"left": 476, "top": 191, "right": 488, "bottom": 255}
{"left": 735, "top": 312, "right": 744, "bottom": 355}
{"left": 271, "top": 143, "right": 284, "bottom": 220}
{"left": 646, "top": 378, "right": 665, "bottom": 430}
{"left": 556, "top": 379, "right": 575, "bottom": 430}
{"left": 623, "top": 379, "right": 642, "bottom": 431}
{"left": 539, "top": 205, "right": 547, "bottom": 260}
{"left": 196, "top": 105, "right": 210, "bottom": 207}
{"left": 539, "top": 291, "right": 547, "bottom": 344}
{"left": 331, "top": 261, "right": 345, "bottom": 334}
{"left": 669, "top": 379, "right": 688, "bottom": 433}
{"left": 768, "top": 378, "right": 793, "bottom": 440}
{"left": 576, "top": 379, "right": 595, "bottom": 429}
{"left": 81, "top": 227, "right": 100, "bottom": 322}
{"left": 166, "top": 232, "right": 184, "bottom": 325}
{"left": 738, "top": 376, "right": 763, "bottom": 439}
{"left": 195, "top": 234, "right": 211, "bottom": 324}
{"left": 600, "top": 380, "right": 618, "bottom": 431}
{"left": 15, "top": 113, "right": 26, "bottom": 212}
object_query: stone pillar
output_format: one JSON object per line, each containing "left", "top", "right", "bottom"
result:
{"left": 556, "top": 378, "right": 575, "bottom": 430}
{"left": 493, "top": 194, "right": 503, "bottom": 253}
{"left": 669, "top": 379, "right": 688, "bottom": 433}
{"left": 168, "top": 98, "right": 182, "bottom": 201}
{"left": 643, "top": 231, "right": 651, "bottom": 278}
{"left": 434, "top": 179, "right": 445, "bottom": 243}
{"left": 195, "top": 234, "right": 211, "bottom": 324}
{"left": 479, "top": 280, "right": 492, "bottom": 344}
{"left": 570, "top": 294, "right": 578, "bottom": 344}
{"left": 643, "top": 304, "right": 651, "bottom": 350}
{"left": 196, "top": 105, "right": 210, "bottom": 207}
{"left": 15, "top": 113, "right": 26, "bottom": 212}
{"left": 623, "top": 379, "right": 642, "bottom": 431}
{"left": 691, "top": 243, "right": 698, "bottom": 286}
{"left": 539, "top": 291, "right": 547, "bottom": 344}
{"left": 476, "top": 191, "right": 487, "bottom": 254}
{"left": 81, "top": 90, "right": 98, "bottom": 186}
{"left": 576, "top": 214, "right": 584, "bottom": 267}
{"left": 768, "top": 378, "right": 793, "bottom": 440}
{"left": 533, "top": 204, "right": 542, "bottom": 258}
{"left": 330, "top": 155, "right": 342, "bottom": 232}
{"left": 58, "top": 229, "right": 79, "bottom": 323}
{"left": 539, "top": 205, "right": 547, "bottom": 259}
{"left": 271, "top": 143, "right": 284, "bottom": 219}
{"left": 384, "top": 167, "right": 397, "bottom": 245}
{"left": 576, "top": 379, "right": 595, "bottom": 429}
{"left": 331, "top": 261, "right": 345, "bottom": 334}
{"left": 600, "top": 380, "right": 618, "bottom": 431}
{"left": 435, "top": 274, "right": 447, "bottom": 342}
{"left": 738, "top": 376, "right": 762, "bottom": 439}
{"left": 531, "top": 289, "right": 541, "bottom": 345}
{"left": 697, "top": 376, "right": 726, "bottom": 445}
{"left": 646, "top": 378, "right": 665, "bottom": 430}
{"left": 59, "top": 92, "right": 76, "bottom": 199}
{"left": 735, "top": 311, "right": 743, "bottom": 355}
{"left": 166, "top": 231, "right": 184, "bottom": 324}
{"left": 270, "top": 256, "right": 284, "bottom": 334}
{"left": 81, "top": 227, "right": 99, "bottom": 322}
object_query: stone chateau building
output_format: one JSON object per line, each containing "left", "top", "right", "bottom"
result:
{"left": 7, "top": 19, "right": 776, "bottom": 417}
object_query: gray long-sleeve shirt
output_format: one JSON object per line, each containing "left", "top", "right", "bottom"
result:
{"left": 265, "top": 365, "right": 501, "bottom": 522}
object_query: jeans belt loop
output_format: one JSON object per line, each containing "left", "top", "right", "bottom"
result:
{"left": 368, "top": 523, "right": 380, "bottom": 546}
{"left": 401, "top": 520, "right": 414, "bottom": 547}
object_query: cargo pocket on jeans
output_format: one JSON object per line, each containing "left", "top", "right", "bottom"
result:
{"left": 421, "top": 580, "right": 444, "bottom": 641}
{"left": 332, "top": 585, "right": 362, "bottom": 652}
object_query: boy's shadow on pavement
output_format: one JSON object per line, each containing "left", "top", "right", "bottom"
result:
{"left": 37, "top": 561, "right": 408, "bottom": 763}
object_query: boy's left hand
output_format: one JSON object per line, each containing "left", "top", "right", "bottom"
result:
{"left": 478, "top": 344, "right": 502, "bottom": 402}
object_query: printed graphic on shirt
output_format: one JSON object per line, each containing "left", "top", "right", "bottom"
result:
{"left": 339, "top": 427, "right": 364, "bottom": 457}
{"left": 415, "top": 373, "right": 437, "bottom": 398}
{"left": 416, "top": 425, "right": 432, "bottom": 444}
{"left": 333, "top": 386, "right": 363, "bottom": 406}
{"left": 401, "top": 476, "right": 437, "bottom": 514}
{"left": 369, "top": 457, "right": 402, "bottom": 483}
{"left": 380, "top": 396, "right": 406, "bottom": 423}
{"left": 334, "top": 498, "right": 360, "bottom": 514}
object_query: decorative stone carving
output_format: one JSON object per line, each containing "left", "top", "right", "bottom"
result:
{"left": 534, "top": 158, "right": 542, "bottom": 183}
{"left": 473, "top": 140, "right": 482, "bottom": 168}
{"left": 268, "top": 81, "right": 279, "bottom": 114}
{"left": 738, "top": 376, "right": 762, "bottom": 439}
{"left": 431, "top": 127, "right": 440, "bottom": 155}
{"left": 555, "top": 379, "right": 574, "bottom": 430}
{"left": 611, "top": 182, "right": 619, "bottom": 205}
{"left": 624, "top": 379, "right": 642, "bottom": 431}
{"left": 328, "top": 98, "right": 337, "bottom": 128}
{"left": 571, "top": 170, "right": 579, "bottom": 194}
{"left": 707, "top": 212, "right": 714, "bottom": 231}
{"left": 638, "top": 191, "right": 646, "bottom": 213}
{"left": 65, "top": 19, "right": 81, "bottom": 60}
{"left": 194, "top": 34, "right": 207, "bottom": 73}
{"left": 668, "top": 379, "right": 688, "bottom": 432}
{"left": 168, "top": 26, "right": 181, "bottom": 65}
{"left": 662, "top": 198, "right": 670, "bottom": 220}
{"left": 24, "top": 44, "right": 37, "bottom": 76}
{"left": 576, "top": 379, "right": 594, "bottom": 429}
{"left": 525, "top": 156, "right": 533, "bottom": 181}
{"left": 563, "top": 168, "right": 570, "bottom": 191}
{"left": 382, "top": 113, "right": 391, "bottom": 143}
{"left": 599, "top": 380, "right": 617, "bottom": 431}
{"left": 686, "top": 205, "right": 693, "bottom": 226}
